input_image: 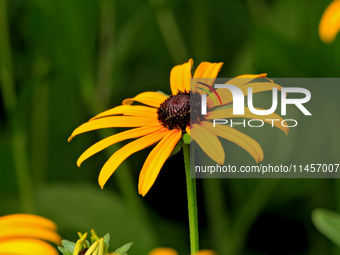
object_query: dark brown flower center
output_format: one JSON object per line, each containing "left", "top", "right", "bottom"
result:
{"left": 157, "top": 91, "right": 203, "bottom": 131}
{"left": 78, "top": 248, "right": 88, "bottom": 255}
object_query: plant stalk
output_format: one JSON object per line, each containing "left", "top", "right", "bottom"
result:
{"left": 183, "top": 143, "right": 199, "bottom": 254}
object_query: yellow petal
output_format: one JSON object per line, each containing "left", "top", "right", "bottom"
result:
{"left": 0, "top": 214, "right": 57, "bottom": 230}
{"left": 90, "top": 105, "right": 157, "bottom": 120}
{"left": 170, "top": 59, "right": 193, "bottom": 95}
{"left": 122, "top": 92, "right": 167, "bottom": 107}
{"left": 190, "top": 124, "right": 225, "bottom": 164}
{"left": 206, "top": 107, "right": 289, "bottom": 135}
{"left": 192, "top": 62, "right": 223, "bottom": 90}
{"left": 148, "top": 248, "right": 179, "bottom": 255}
{"left": 200, "top": 121, "right": 263, "bottom": 163}
{"left": 138, "top": 129, "right": 182, "bottom": 196}
{"left": 68, "top": 116, "right": 158, "bottom": 141}
{"left": 209, "top": 82, "right": 281, "bottom": 108}
{"left": 98, "top": 128, "right": 169, "bottom": 188}
{"left": 319, "top": 0, "right": 340, "bottom": 43}
{"left": 226, "top": 73, "right": 267, "bottom": 87}
{"left": 186, "top": 126, "right": 190, "bottom": 135}
{"left": 77, "top": 124, "right": 164, "bottom": 166}
{"left": 85, "top": 240, "right": 99, "bottom": 255}
{"left": 0, "top": 238, "right": 58, "bottom": 255}
{"left": 0, "top": 226, "right": 61, "bottom": 244}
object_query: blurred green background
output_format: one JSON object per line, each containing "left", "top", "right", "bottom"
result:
{"left": 1, "top": 0, "right": 340, "bottom": 254}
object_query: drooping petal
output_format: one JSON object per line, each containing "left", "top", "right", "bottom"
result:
{"left": 0, "top": 226, "right": 61, "bottom": 244}
{"left": 190, "top": 124, "right": 225, "bottom": 165}
{"left": 192, "top": 62, "right": 223, "bottom": 90}
{"left": 122, "top": 92, "right": 167, "bottom": 107}
{"left": 226, "top": 73, "right": 267, "bottom": 87}
{"left": 68, "top": 116, "right": 158, "bottom": 141}
{"left": 186, "top": 126, "right": 190, "bottom": 135}
{"left": 98, "top": 128, "right": 169, "bottom": 188}
{"left": 206, "top": 107, "right": 289, "bottom": 135}
{"left": 0, "top": 214, "right": 58, "bottom": 231}
{"left": 138, "top": 129, "right": 182, "bottom": 196}
{"left": 0, "top": 238, "right": 58, "bottom": 255}
{"left": 77, "top": 124, "right": 164, "bottom": 166}
{"left": 319, "top": 0, "right": 340, "bottom": 43}
{"left": 208, "top": 82, "right": 281, "bottom": 108}
{"left": 90, "top": 105, "right": 157, "bottom": 120}
{"left": 148, "top": 248, "right": 179, "bottom": 255}
{"left": 170, "top": 59, "right": 193, "bottom": 95}
{"left": 200, "top": 121, "right": 263, "bottom": 163}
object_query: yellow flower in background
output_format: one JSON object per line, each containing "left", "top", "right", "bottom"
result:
{"left": 0, "top": 214, "right": 61, "bottom": 255}
{"left": 148, "top": 247, "right": 216, "bottom": 255}
{"left": 319, "top": 0, "right": 340, "bottom": 43}
{"left": 69, "top": 59, "right": 287, "bottom": 196}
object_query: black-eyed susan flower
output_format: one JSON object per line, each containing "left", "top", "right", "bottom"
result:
{"left": 319, "top": 0, "right": 340, "bottom": 43}
{"left": 0, "top": 214, "right": 61, "bottom": 255}
{"left": 148, "top": 247, "right": 216, "bottom": 255}
{"left": 69, "top": 59, "right": 287, "bottom": 196}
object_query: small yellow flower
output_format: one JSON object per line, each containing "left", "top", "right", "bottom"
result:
{"left": 319, "top": 0, "right": 340, "bottom": 43}
{"left": 0, "top": 214, "right": 61, "bottom": 255}
{"left": 69, "top": 59, "right": 287, "bottom": 196}
{"left": 148, "top": 247, "right": 216, "bottom": 255}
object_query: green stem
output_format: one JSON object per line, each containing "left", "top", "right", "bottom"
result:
{"left": 12, "top": 123, "right": 35, "bottom": 213}
{"left": 0, "top": 0, "right": 35, "bottom": 213}
{"left": 183, "top": 144, "right": 199, "bottom": 254}
{"left": 0, "top": 0, "right": 16, "bottom": 113}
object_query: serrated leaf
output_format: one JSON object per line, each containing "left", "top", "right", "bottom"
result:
{"left": 58, "top": 246, "right": 73, "bottom": 255}
{"left": 183, "top": 133, "right": 190, "bottom": 144}
{"left": 61, "top": 239, "right": 76, "bottom": 252}
{"left": 312, "top": 208, "right": 340, "bottom": 246}
{"left": 170, "top": 138, "right": 183, "bottom": 157}
{"left": 114, "top": 242, "right": 133, "bottom": 255}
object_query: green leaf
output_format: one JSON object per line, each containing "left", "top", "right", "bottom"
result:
{"left": 170, "top": 138, "right": 183, "bottom": 157}
{"left": 60, "top": 240, "right": 76, "bottom": 253}
{"left": 156, "top": 90, "right": 169, "bottom": 98}
{"left": 312, "top": 208, "right": 340, "bottom": 246}
{"left": 114, "top": 242, "right": 133, "bottom": 255}
{"left": 58, "top": 246, "right": 73, "bottom": 255}
{"left": 183, "top": 133, "right": 190, "bottom": 144}
{"left": 103, "top": 233, "right": 110, "bottom": 250}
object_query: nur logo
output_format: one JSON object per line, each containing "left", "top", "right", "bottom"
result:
{"left": 198, "top": 82, "right": 312, "bottom": 128}
{"left": 197, "top": 82, "right": 222, "bottom": 115}
{"left": 200, "top": 84, "right": 312, "bottom": 116}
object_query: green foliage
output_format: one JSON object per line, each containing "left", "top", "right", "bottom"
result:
{"left": 35, "top": 184, "right": 155, "bottom": 254}
{"left": 58, "top": 231, "right": 132, "bottom": 255}
{"left": 58, "top": 240, "right": 75, "bottom": 255}
{"left": 182, "top": 133, "right": 191, "bottom": 145}
{"left": 1, "top": 0, "right": 340, "bottom": 254}
{"left": 312, "top": 208, "right": 340, "bottom": 247}
{"left": 170, "top": 138, "right": 184, "bottom": 156}
{"left": 114, "top": 242, "right": 133, "bottom": 255}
